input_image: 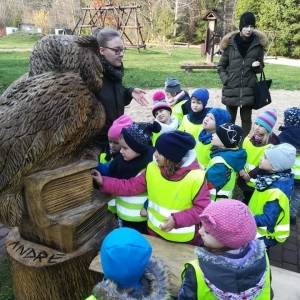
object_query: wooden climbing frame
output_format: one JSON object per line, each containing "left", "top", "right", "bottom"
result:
{"left": 72, "top": 2, "right": 146, "bottom": 51}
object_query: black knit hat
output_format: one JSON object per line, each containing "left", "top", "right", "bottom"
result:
{"left": 216, "top": 123, "right": 243, "bottom": 148}
{"left": 155, "top": 131, "right": 195, "bottom": 162}
{"left": 122, "top": 121, "right": 161, "bottom": 153}
{"left": 239, "top": 12, "right": 256, "bottom": 31}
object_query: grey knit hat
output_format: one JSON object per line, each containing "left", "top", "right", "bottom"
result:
{"left": 265, "top": 143, "right": 296, "bottom": 172}
{"left": 165, "top": 77, "right": 181, "bottom": 94}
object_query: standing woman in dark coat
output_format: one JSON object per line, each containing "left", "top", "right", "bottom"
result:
{"left": 93, "top": 28, "right": 148, "bottom": 151}
{"left": 217, "top": 12, "right": 268, "bottom": 138}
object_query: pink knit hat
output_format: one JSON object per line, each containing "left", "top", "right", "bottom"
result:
{"left": 199, "top": 199, "right": 257, "bottom": 249}
{"left": 152, "top": 91, "right": 172, "bottom": 117}
{"left": 152, "top": 91, "right": 165, "bottom": 101}
{"left": 108, "top": 115, "right": 133, "bottom": 139}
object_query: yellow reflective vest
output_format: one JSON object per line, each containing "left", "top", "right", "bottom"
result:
{"left": 249, "top": 186, "right": 290, "bottom": 243}
{"left": 178, "top": 115, "right": 203, "bottom": 141}
{"left": 292, "top": 154, "right": 300, "bottom": 181}
{"left": 206, "top": 156, "right": 236, "bottom": 201}
{"left": 182, "top": 256, "right": 271, "bottom": 299}
{"left": 85, "top": 295, "right": 96, "bottom": 300}
{"left": 195, "top": 141, "right": 211, "bottom": 170}
{"left": 243, "top": 137, "right": 272, "bottom": 188}
{"left": 146, "top": 162, "right": 205, "bottom": 242}
{"left": 172, "top": 100, "right": 187, "bottom": 124}
{"left": 115, "top": 170, "right": 148, "bottom": 222}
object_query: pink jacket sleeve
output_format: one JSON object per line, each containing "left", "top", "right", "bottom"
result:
{"left": 172, "top": 181, "right": 210, "bottom": 228}
{"left": 99, "top": 172, "right": 147, "bottom": 196}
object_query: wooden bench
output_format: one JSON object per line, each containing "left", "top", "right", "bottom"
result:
{"left": 89, "top": 235, "right": 300, "bottom": 299}
{"left": 180, "top": 64, "right": 217, "bottom": 72}
{"left": 173, "top": 42, "right": 189, "bottom": 48}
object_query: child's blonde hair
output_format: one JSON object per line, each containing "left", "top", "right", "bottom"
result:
{"left": 249, "top": 126, "right": 270, "bottom": 145}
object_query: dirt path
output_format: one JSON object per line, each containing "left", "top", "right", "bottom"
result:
{"left": 125, "top": 88, "right": 300, "bottom": 134}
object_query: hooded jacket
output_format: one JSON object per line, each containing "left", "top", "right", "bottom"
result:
{"left": 178, "top": 239, "right": 272, "bottom": 300}
{"left": 218, "top": 30, "right": 268, "bottom": 107}
{"left": 90, "top": 257, "right": 171, "bottom": 300}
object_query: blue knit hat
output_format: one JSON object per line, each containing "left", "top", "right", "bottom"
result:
{"left": 208, "top": 108, "right": 231, "bottom": 128}
{"left": 191, "top": 88, "right": 209, "bottom": 107}
{"left": 165, "top": 77, "right": 181, "bottom": 94}
{"left": 155, "top": 131, "right": 195, "bottom": 162}
{"left": 283, "top": 107, "right": 300, "bottom": 127}
{"left": 101, "top": 228, "right": 152, "bottom": 289}
{"left": 255, "top": 109, "right": 277, "bottom": 133}
{"left": 122, "top": 121, "right": 161, "bottom": 153}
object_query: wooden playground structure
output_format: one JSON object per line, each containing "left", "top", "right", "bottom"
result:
{"left": 72, "top": 2, "right": 146, "bottom": 51}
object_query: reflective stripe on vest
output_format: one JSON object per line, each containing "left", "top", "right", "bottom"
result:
{"left": 206, "top": 156, "right": 236, "bottom": 201}
{"left": 115, "top": 170, "right": 147, "bottom": 222}
{"left": 195, "top": 141, "right": 211, "bottom": 170}
{"left": 116, "top": 194, "right": 148, "bottom": 222}
{"left": 146, "top": 162, "right": 205, "bottom": 242}
{"left": 178, "top": 116, "right": 203, "bottom": 141}
{"left": 183, "top": 256, "right": 271, "bottom": 299}
{"left": 243, "top": 137, "right": 272, "bottom": 188}
{"left": 107, "top": 198, "right": 117, "bottom": 214}
{"left": 249, "top": 187, "right": 290, "bottom": 243}
{"left": 292, "top": 155, "right": 300, "bottom": 179}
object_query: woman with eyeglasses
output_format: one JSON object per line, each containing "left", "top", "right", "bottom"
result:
{"left": 93, "top": 28, "right": 149, "bottom": 152}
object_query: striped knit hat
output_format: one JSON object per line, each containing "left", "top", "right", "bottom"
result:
{"left": 255, "top": 109, "right": 277, "bottom": 133}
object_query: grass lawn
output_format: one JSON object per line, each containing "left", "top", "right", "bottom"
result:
{"left": 1, "top": 45, "right": 300, "bottom": 96}
{"left": 0, "top": 32, "right": 43, "bottom": 49}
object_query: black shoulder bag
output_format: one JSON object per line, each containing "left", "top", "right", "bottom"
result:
{"left": 252, "top": 71, "right": 272, "bottom": 110}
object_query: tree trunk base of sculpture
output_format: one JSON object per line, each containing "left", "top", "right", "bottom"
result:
{"left": 6, "top": 223, "right": 115, "bottom": 300}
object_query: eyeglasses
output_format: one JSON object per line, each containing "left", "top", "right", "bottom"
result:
{"left": 102, "top": 47, "right": 125, "bottom": 55}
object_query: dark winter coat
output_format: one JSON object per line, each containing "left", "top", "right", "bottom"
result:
{"left": 93, "top": 75, "right": 134, "bottom": 149}
{"left": 218, "top": 30, "right": 268, "bottom": 107}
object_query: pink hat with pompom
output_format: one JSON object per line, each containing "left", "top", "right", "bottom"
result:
{"left": 199, "top": 199, "right": 257, "bottom": 249}
{"left": 152, "top": 90, "right": 171, "bottom": 117}
{"left": 108, "top": 115, "right": 133, "bottom": 139}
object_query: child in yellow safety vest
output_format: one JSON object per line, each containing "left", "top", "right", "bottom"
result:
{"left": 164, "top": 77, "right": 191, "bottom": 124}
{"left": 249, "top": 143, "right": 296, "bottom": 253}
{"left": 178, "top": 199, "right": 272, "bottom": 300}
{"left": 85, "top": 227, "right": 170, "bottom": 300}
{"left": 278, "top": 107, "right": 300, "bottom": 225}
{"left": 238, "top": 109, "right": 280, "bottom": 205}
{"left": 178, "top": 88, "right": 211, "bottom": 140}
{"left": 206, "top": 123, "right": 246, "bottom": 201}
{"left": 94, "top": 121, "right": 161, "bottom": 234}
{"left": 151, "top": 90, "right": 179, "bottom": 145}
{"left": 195, "top": 108, "right": 231, "bottom": 170}
{"left": 91, "top": 131, "right": 211, "bottom": 246}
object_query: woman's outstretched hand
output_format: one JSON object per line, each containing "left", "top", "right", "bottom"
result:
{"left": 91, "top": 169, "right": 103, "bottom": 186}
{"left": 132, "top": 88, "right": 149, "bottom": 106}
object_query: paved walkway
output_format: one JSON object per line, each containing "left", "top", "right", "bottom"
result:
{"left": 1, "top": 219, "right": 300, "bottom": 273}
